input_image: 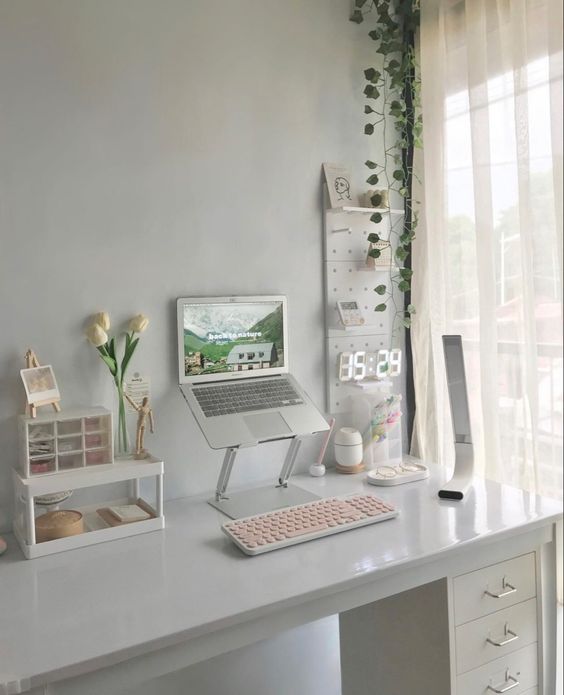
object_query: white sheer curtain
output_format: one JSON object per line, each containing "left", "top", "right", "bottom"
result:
{"left": 413, "top": 0, "right": 563, "bottom": 502}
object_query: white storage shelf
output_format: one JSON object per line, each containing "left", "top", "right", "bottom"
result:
{"left": 13, "top": 456, "right": 165, "bottom": 559}
{"left": 19, "top": 406, "right": 113, "bottom": 478}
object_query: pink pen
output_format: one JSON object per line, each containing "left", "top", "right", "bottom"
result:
{"left": 309, "top": 417, "right": 336, "bottom": 477}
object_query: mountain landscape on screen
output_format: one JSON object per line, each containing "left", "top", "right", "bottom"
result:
{"left": 183, "top": 303, "right": 284, "bottom": 375}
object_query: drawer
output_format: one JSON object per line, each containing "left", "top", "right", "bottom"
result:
{"left": 453, "top": 553, "right": 536, "bottom": 625}
{"left": 456, "top": 643, "right": 538, "bottom": 695}
{"left": 456, "top": 598, "right": 537, "bottom": 674}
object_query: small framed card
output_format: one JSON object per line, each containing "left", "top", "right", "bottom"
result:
{"left": 323, "top": 163, "right": 358, "bottom": 208}
{"left": 20, "top": 365, "right": 60, "bottom": 406}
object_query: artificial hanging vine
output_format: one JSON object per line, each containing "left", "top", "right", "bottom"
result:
{"left": 350, "top": 0, "right": 421, "bottom": 337}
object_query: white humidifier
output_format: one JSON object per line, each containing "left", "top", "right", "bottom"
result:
{"left": 334, "top": 427, "right": 364, "bottom": 474}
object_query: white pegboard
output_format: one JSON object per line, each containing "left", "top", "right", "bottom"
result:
{"left": 325, "top": 261, "right": 391, "bottom": 336}
{"left": 324, "top": 218, "right": 389, "bottom": 262}
{"left": 325, "top": 334, "right": 390, "bottom": 413}
{"left": 322, "top": 184, "right": 403, "bottom": 415}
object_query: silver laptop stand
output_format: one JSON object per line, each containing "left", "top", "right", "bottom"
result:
{"left": 208, "top": 436, "right": 320, "bottom": 519}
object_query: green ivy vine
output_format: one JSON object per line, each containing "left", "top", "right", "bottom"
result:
{"left": 350, "top": 0, "right": 421, "bottom": 334}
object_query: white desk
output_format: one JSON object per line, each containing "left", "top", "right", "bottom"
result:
{"left": 0, "top": 463, "right": 561, "bottom": 695}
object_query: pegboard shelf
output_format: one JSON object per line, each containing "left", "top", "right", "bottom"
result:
{"left": 356, "top": 265, "right": 399, "bottom": 273}
{"left": 327, "top": 325, "right": 387, "bottom": 338}
{"left": 327, "top": 206, "right": 404, "bottom": 215}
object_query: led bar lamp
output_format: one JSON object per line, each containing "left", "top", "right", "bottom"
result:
{"left": 439, "top": 335, "right": 474, "bottom": 500}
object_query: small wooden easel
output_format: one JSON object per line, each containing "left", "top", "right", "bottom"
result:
{"left": 24, "top": 349, "right": 61, "bottom": 418}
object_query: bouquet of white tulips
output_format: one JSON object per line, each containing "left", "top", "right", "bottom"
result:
{"left": 85, "top": 312, "right": 149, "bottom": 456}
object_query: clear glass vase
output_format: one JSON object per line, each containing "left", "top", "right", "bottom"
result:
{"left": 114, "top": 383, "right": 131, "bottom": 459}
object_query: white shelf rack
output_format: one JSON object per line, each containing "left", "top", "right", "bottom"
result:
{"left": 13, "top": 456, "right": 164, "bottom": 559}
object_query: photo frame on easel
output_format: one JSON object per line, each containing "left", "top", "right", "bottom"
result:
{"left": 21, "top": 349, "right": 61, "bottom": 417}
{"left": 322, "top": 163, "right": 359, "bottom": 208}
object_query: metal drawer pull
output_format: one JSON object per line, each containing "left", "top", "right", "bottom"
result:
{"left": 484, "top": 576, "right": 516, "bottom": 599}
{"left": 486, "top": 622, "right": 519, "bottom": 647}
{"left": 487, "top": 670, "right": 519, "bottom": 693}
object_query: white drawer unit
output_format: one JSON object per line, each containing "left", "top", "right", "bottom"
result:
{"left": 453, "top": 553, "right": 537, "bottom": 625}
{"left": 18, "top": 406, "right": 113, "bottom": 477}
{"left": 455, "top": 598, "right": 537, "bottom": 674}
{"left": 456, "top": 643, "right": 538, "bottom": 695}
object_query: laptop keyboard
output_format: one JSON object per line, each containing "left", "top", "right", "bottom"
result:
{"left": 193, "top": 378, "right": 304, "bottom": 418}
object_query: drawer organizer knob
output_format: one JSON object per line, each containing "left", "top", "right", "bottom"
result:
{"left": 487, "top": 669, "right": 519, "bottom": 693}
{"left": 484, "top": 576, "right": 517, "bottom": 599}
{"left": 486, "top": 622, "right": 519, "bottom": 647}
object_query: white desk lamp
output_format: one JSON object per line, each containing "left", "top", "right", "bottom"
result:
{"left": 438, "top": 335, "right": 474, "bottom": 500}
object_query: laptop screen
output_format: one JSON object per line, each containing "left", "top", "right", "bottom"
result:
{"left": 178, "top": 297, "right": 287, "bottom": 383}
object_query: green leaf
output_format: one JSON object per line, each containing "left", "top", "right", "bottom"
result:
{"left": 402, "top": 317, "right": 412, "bottom": 328}
{"left": 398, "top": 279, "right": 410, "bottom": 292}
{"left": 407, "top": 304, "right": 416, "bottom": 314}
{"left": 364, "top": 105, "right": 375, "bottom": 115}
{"left": 400, "top": 230, "right": 415, "bottom": 244}
{"left": 120, "top": 337, "right": 139, "bottom": 378}
{"left": 367, "top": 232, "right": 380, "bottom": 243}
{"left": 366, "top": 174, "right": 379, "bottom": 185}
{"left": 368, "top": 29, "right": 380, "bottom": 41}
{"left": 350, "top": 9, "right": 364, "bottom": 23}
{"left": 370, "top": 212, "right": 383, "bottom": 224}
{"left": 363, "top": 85, "right": 380, "bottom": 100}
{"left": 374, "top": 303, "right": 387, "bottom": 312}
{"left": 365, "top": 160, "right": 377, "bottom": 169}
{"left": 368, "top": 248, "right": 381, "bottom": 259}
{"left": 399, "top": 267, "right": 413, "bottom": 280}
{"left": 363, "top": 68, "right": 381, "bottom": 84}
{"left": 396, "top": 246, "right": 408, "bottom": 261}
{"left": 355, "top": 0, "right": 368, "bottom": 6}
{"left": 106, "top": 337, "right": 116, "bottom": 361}
{"left": 374, "top": 284, "right": 387, "bottom": 295}
{"left": 99, "top": 354, "right": 117, "bottom": 376}
{"left": 364, "top": 123, "right": 375, "bottom": 135}
{"left": 370, "top": 193, "right": 383, "bottom": 207}
{"left": 393, "top": 169, "right": 404, "bottom": 181}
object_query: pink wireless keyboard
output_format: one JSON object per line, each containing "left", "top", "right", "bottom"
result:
{"left": 222, "top": 494, "right": 398, "bottom": 555}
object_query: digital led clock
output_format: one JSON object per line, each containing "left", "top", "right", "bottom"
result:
{"left": 338, "top": 349, "right": 402, "bottom": 382}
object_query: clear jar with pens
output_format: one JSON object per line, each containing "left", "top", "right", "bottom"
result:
{"left": 349, "top": 386, "right": 403, "bottom": 470}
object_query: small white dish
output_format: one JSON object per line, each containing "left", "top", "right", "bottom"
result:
{"left": 366, "top": 462, "right": 429, "bottom": 486}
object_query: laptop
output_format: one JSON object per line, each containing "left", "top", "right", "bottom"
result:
{"left": 177, "top": 296, "right": 330, "bottom": 449}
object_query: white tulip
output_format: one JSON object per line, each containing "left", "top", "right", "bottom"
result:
{"left": 85, "top": 322, "right": 108, "bottom": 347}
{"left": 129, "top": 314, "right": 149, "bottom": 333}
{"left": 92, "top": 311, "right": 110, "bottom": 331}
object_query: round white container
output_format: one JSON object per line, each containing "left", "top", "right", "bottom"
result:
{"left": 334, "top": 427, "right": 364, "bottom": 468}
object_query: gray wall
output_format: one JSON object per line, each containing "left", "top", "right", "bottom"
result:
{"left": 0, "top": 0, "right": 384, "bottom": 531}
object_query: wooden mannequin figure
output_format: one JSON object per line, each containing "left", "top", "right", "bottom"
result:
{"left": 124, "top": 394, "right": 154, "bottom": 459}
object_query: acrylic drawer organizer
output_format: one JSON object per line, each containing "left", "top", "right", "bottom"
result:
{"left": 13, "top": 456, "right": 164, "bottom": 559}
{"left": 18, "top": 407, "right": 113, "bottom": 477}
{"left": 349, "top": 386, "right": 428, "bottom": 485}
